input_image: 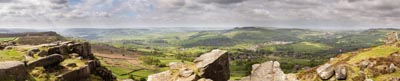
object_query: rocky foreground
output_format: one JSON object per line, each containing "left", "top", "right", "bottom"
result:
{"left": 147, "top": 49, "right": 299, "bottom": 81}
{"left": 0, "top": 41, "right": 116, "bottom": 81}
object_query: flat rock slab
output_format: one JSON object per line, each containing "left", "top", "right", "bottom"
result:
{"left": 0, "top": 61, "right": 29, "bottom": 81}
{"left": 28, "top": 54, "right": 64, "bottom": 67}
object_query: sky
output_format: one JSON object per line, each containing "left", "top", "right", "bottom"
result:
{"left": 0, "top": 0, "right": 399, "bottom": 29}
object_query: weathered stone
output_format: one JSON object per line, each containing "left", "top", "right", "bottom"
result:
{"left": 70, "top": 42, "right": 93, "bottom": 59}
{"left": 4, "top": 46, "right": 14, "bottom": 50}
{"left": 316, "top": 63, "right": 334, "bottom": 80}
{"left": 56, "top": 65, "right": 90, "bottom": 81}
{"left": 359, "top": 60, "right": 371, "bottom": 70}
{"left": 389, "top": 63, "right": 397, "bottom": 73}
{"left": 335, "top": 64, "right": 347, "bottom": 80}
{"left": 37, "top": 50, "right": 48, "bottom": 57}
{"left": 179, "top": 68, "right": 194, "bottom": 77}
{"left": 87, "top": 60, "right": 100, "bottom": 72}
{"left": 147, "top": 71, "right": 173, "bottom": 81}
{"left": 28, "top": 54, "right": 64, "bottom": 67}
{"left": 197, "top": 78, "right": 213, "bottom": 81}
{"left": 59, "top": 44, "right": 69, "bottom": 55}
{"left": 286, "top": 73, "right": 299, "bottom": 81}
{"left": 177, "top": 74, "right": 197, "bottom": 81}
{"left": 26, "top": 48, "right": 40, "bottom": 57}
{"left": 249, "top": 61, "right": 286, "bottom": 81}
{"left": 86, "top": 60, "right": 116, "bottom": 81}
{"left": 94, "top": 66, "right": 116, "bottom": 81}
{"left": 0, "top": 61, "right": 29, "bottom": 81}
{"left": 48, "top": 46, "right": 60, "bottom": 55}
{"left": 193, "top": 49, "right": 229, "bottom": 81}
{"left": 385, "top": 32, "right": 398, "bottom": 44}
{"left": 169, "top": 62, "right": 184, "bottom": 69}
{"left": 251, "top": 64, "right": 260, "bottom": 74}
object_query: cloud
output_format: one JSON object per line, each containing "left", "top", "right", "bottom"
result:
{"left": 197, "top": 0, "right": 246, "bottom": 4}
{"left": 0, "top": 0, "right": 399, "bottom": 29}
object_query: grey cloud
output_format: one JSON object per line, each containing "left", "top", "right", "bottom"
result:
{"left": 0, "top": 0, "right": 11, "bottom": 3}
{"left": 49, "top": 0, "right": 68, "bottom": 4}
{"left": 197, "top": 0, "right": 246, "bottom": 4}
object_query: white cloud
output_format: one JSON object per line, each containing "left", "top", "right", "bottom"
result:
{"left": 0, "top": 0, "right": 398, "bottom": 29}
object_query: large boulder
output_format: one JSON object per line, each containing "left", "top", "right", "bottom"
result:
{"left": 193, "top": 49, "right": 230, "bottom": 81}
{"left": 286, "top": 73, "right": 299, "bottom": 81}
{"left": 0, "top": 61, "right": 29, "bottom": 81}
{"left": 56, "top": 65, "right": 91, "bottom": 81}
{"left": 87, "top": 60, "right": 116, "bottom": 81}
{"left": 147, "top": 71, "right": 173, "bottom": 81}
{"left": 248, "top": 61, "right": 287, "bottom": 81}
{"left": 316, "top": 63, "right": 334, "bottom": 80}
{"left": 59, "top": 44, "right": 69, "bottom": 55}
{"left": 335, "top": 64, "right": 347, "bottom": 80}
{"left": 27, "top": 54, "right": 64, "bottom": 67}
{"left": 70, "top": 42, "right": 93, "bottom": 59}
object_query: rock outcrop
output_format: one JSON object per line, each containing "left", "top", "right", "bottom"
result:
{"left": 385, "top": 32, "right": 399, "bottom": 44}
{"left": 27, "top": 54, "right": 64, "bottom": 68}
{"left": 335, "top": 64, "right": 347, "bottom": 80}
{"left": 194, "top": 49, "right": 230, "bottom": 81}
{"left": 147, "top": 71, "right": 173, "bottom": 81}
{"left": 147, "top": 49, "right": 229, "bottom": 81}
{"left": 56, "top": 65, "right": 91, "bottom": 81}
{"left": 0, "top": 61, "right": 29, "bottom": 81}
{"left": 316, "top": 63, "right": 334, "bottom": 80}
{"left": 236, "top": 61, "right": 296, "bottom": 81}
{"left": 0, "top": 41, "right": 116, "bottom": 81}
{"left": 87, "top": 60, "right": 117, "bottom": 81}
{"left": 40, "top": 41, "right": 94, "bottom": 59}
{"left": 249, "top": 61, "right": 286, "bottom": 81}
{"left": 240, "top": 61, "right": 290, "bottom": 81}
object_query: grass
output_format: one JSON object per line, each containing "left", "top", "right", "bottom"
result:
{"left": 60, "top": 58, "right": 87, "bottom": 70}
{"left": 347, "top": 44, "right": 400, "bottom": 64}
{"left": 373, "top": 71, "right": 400, "bottom": 81}
{"left": 0, "top": 37, "right": 16, "bottom": 41}
{"left": 0, "top": 49, "right": 25, "bottom": 61}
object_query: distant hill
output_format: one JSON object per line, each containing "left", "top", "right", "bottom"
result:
{"left": 0, "top": 31, "right": 63, "bottom": 45}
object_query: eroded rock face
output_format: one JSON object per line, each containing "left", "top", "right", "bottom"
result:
{"left": 148, "top": 49, "right": 229, "bottom": 81}
{"left": 169, "top": 62, "right": 184, "bottom": 69}
{"left": 0, "top": 61, "right": 29, "bottom": 81}
{"left": 41, "top": 41, "right": 94, "bottom": 59}
{"left": 56, "top": 65, "right": 91, "bottom": 81}
{"left": 87, "top": 60, "right": 116, "bottom": 81}
{"left": 335, "top": 64, "right": 347, "bottom": 80}
{"left": 28, "top": 54, "right": 64, "bottom": 67}
{"left": 248, "top": 61, "right": 287, "bottom": 81}
{"left": 147, "top": 71, "right": 173, "bottom": 81}
{"left": 385, "top": 32, "right": 399, "bottom": 44}
{"left": 194, "top": 49, "right": 229, "bottom": 81}
{"left": 316, "top": 63, "right": 334, "bottom": 80}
